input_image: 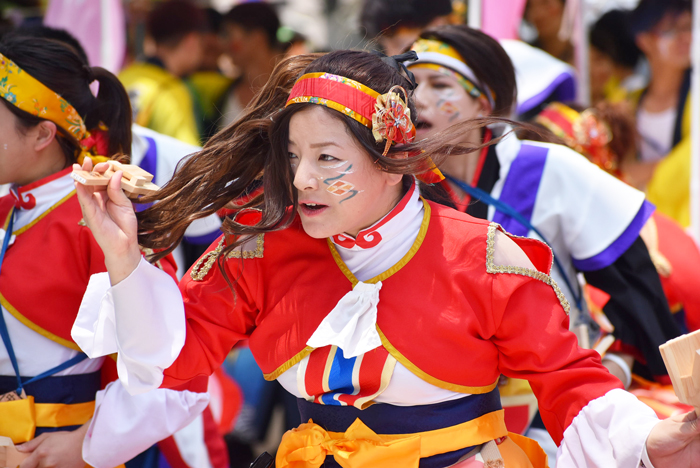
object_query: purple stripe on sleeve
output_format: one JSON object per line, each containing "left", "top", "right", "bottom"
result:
{"left": 492, "top": 144, "right": 549, "bottom": 237}
{"left": 134, "top": 136, "right": 158, "bottom": 212}
{"left": 518, "top": 72, "right": 577, "bottom": 114}
{"left": 572, "top": 200, "right": 655, "bottom": 271}
{"left": 184, "top": 229, "right": 223, "bottom": 246}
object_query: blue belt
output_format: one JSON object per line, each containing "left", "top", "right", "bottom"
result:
{"left": 296, "top": 387, "right": 502, "bottom": 468}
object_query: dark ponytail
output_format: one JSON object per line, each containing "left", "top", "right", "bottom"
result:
{"left": 90, "top": 67, "right": 132, "bottom": 157}
{"left": 0, "top": 34, "right": 132, "bottom": 165}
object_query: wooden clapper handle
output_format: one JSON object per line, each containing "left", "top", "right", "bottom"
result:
{"left": 0, "top": 436, "right": 29, "bottom": 468}
{"left": 660, "top": 329, "right": 700, "bottom": 417}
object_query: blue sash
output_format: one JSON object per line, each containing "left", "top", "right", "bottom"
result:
{"left": 297, "top": 387, "right": 502, "bottom": 468}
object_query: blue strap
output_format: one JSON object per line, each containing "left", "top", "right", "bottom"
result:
{"left": 0, "top": 207, "right": 88, "bottom": 395}
{"left": 445, "top": 174, "right": 584, "bottom": 310}
{"left": 0, "top": 208, "right": 22, "bottom": 392}
{"left": 21, "top": 353, "right": 89, "bottom": 388}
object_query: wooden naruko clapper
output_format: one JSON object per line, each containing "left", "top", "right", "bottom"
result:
{"left": 71, "top": 160, "right": 159, "bottom": 198}
{"left": 660, "top": 329, "right": 700, "bottom": 417}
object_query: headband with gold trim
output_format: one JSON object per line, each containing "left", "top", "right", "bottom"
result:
{"left": 286, "top": 71, "right": 444, "bottom": 183}
{"left": 0, "top": 52, "right": 110, "bottom": 164}
{"left": 536, "top": 102, "right": 617, "bottom": 174}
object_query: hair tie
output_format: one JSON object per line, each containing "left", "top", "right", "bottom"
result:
{"left": 83, "top": 64, "right": 95, "bottom": 83}
{"left": 372, "top": 50, "right": 418, "bottom": 90}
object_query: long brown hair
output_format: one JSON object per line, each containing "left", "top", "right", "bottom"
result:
{"left": 137, "top": 50, "right": 495, "bottom": 263}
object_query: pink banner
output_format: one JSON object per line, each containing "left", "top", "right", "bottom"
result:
{"left": 44, "top": 0, "right": 125, "bottom": 73}
{"left": 481, "top": 0, "right": 527, "bottom": 40}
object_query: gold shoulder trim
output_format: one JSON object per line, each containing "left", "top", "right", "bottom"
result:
{"left": 377, "top": 325, "right": 499, "bottom": 394}
{"left": 263, "top": 346, "right": 314, "bottom": 381}
{"left": 327, "top": 198, "right": 431, "bottom": 286}
{"left": 190, "top": 234, "right": 265, "bottom": 281}
{"left": 486, "top": 223, "right": 570, "bottom": 314}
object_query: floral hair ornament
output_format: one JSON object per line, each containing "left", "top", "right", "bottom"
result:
{"left": 372, "top": 85, "right": 414, "bottom": 156}
{"left": 0, "top": 52, "right": 111, "bottom": 165}
{"left": 536, "top": 102, "right": 618, "bottom": 175}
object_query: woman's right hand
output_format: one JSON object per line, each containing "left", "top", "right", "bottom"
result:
{"left": 74, "top": 159, "right": 141, "bottom": 285}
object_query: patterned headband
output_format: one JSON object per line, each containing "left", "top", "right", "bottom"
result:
{"left": 0, "top": 53, "right": 110, "bottom": 164}
{"left": 409, "top": 39, "right": 496, "bottom": 109}
{"left": 536, "top": 102, "right": 617, "bottom": 174}
{"left": 286, "top": 72, "right": 416, "bottom": 153}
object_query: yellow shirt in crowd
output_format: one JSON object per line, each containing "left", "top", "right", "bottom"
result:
{"left": 119, "top": 62, "right": 201, "bottom": 146}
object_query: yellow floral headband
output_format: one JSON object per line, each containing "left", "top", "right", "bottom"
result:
{"left": 0, "top": 53, "right": 110, "bottom": 164}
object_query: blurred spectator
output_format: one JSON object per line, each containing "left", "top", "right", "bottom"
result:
{"left": 589, "top": 9, "right": 644, "bottom": 104}
{"left": 278, "top": 26, "right": 311, "bottom": 59}
{"left": 220, "top": 2, "right": 283, "bottom": 128}
{"left": 639, "top": 0, "right": 696, "bottom": 228}
{"left": 523, "top": 0, "right": 574, "bottom": 64}
{"left": 187, "top": 7, "right": 234, "bottom": 141}
{"left": 359, "top": 0, "right": 452, "bottom": 55}
{"left": 119, "top": 0, "right": 205, "bottom": 145}
{"left": 630, "top": 0, "right": 692, "bottom": 164}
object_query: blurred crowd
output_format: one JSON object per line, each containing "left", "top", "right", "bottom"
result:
{"left": 0, "top": 0, "right": 698, "bottom": 467}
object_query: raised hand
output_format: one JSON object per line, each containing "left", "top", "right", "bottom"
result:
{"left": 74, "top": 159, "right": 141, "bottom": 285}
{"left": 646, "top": 410, "right": 700, "bottom": 467}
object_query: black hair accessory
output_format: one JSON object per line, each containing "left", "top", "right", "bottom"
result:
{"left": 372, "top": 50, "right": 418, "bottom": 90}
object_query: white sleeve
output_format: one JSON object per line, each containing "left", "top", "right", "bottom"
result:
{"left": 72, "top": 258, "right": 186, "bottom": 394}
{"left": 535, "top": 144, "right": 650, "bottom": 270}
{"left": 82, "top": 380, "right": 209, "bottom": 468}
{"left": 556, "top": 388, "right": 659, "bottom": 467}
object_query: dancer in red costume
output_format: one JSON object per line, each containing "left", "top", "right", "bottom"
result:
{"left": 74, "top": 50, "right": 700, "bottom": 467}
{"left": 0, "top": 34, "right": 225, "bottom": 468}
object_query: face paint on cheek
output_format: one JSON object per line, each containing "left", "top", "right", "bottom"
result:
{"left": 340, "top": 189, "right": 361, "bottom": 204}
{"left": 326, "top": 179, "right": 356, "bottom": 196}
{"left": 437, "top": 100, "right": 460, "bottom": 120}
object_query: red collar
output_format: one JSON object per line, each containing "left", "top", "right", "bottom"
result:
{"left": 332, "top": 179, "right": 416, "bottom": 249}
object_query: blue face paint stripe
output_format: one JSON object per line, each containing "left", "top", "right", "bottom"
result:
{"left": 339, "top": 189, "right": 359, "bottom": 204}
{"left": 323, "top": 164, "right": 353, "bottom": 186}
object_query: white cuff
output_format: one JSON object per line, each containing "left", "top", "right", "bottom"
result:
{"left": 556, "top": 388, "right": 659, "bottom": 467}
{"left": 72, "top": 258, "right": 186, "bottom": 395}
{"left": 83, "top": 380, "right": 209, "bottom": 468}
{"left": 641, "top": 442, "right": 656, "bottom": 468}
{"left": 602, "top": 353, "right": 633, "bottom": 389}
